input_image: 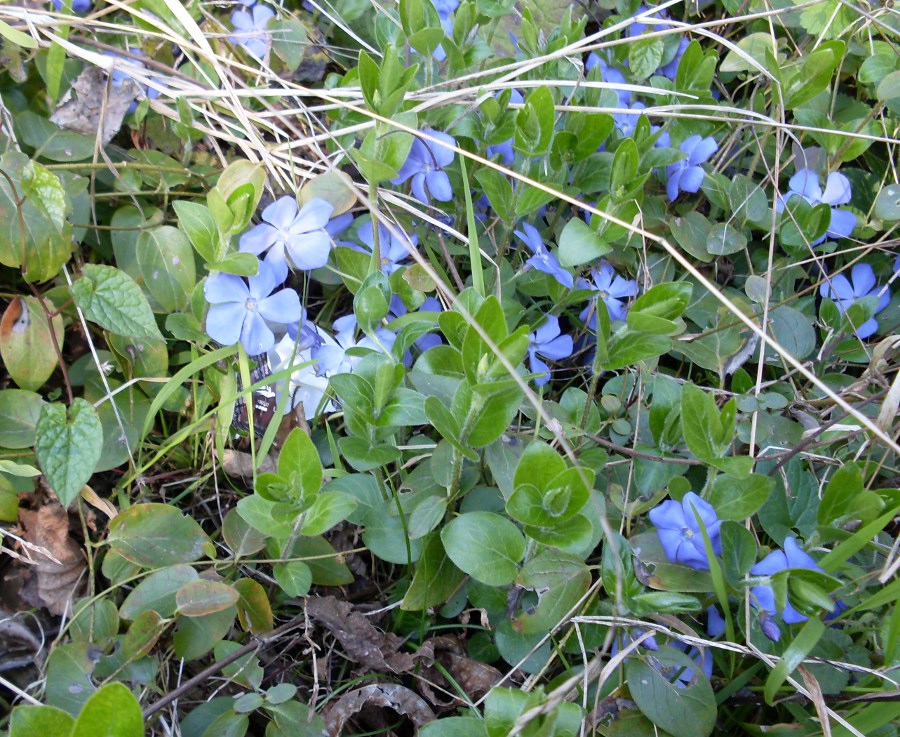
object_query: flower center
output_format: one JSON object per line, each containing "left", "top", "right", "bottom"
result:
{"left": 245, "top": 297, "right": 258, "bottom": 312}
{"left": 682, "top": 527, "right": 694, "bottom": 539}
{"left": 599, "top": 290, "right": 610, "bottom": 300}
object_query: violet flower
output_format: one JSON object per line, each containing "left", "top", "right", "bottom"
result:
{"left": 430, "top": 0, "right": 459, "bottom": 62}
{"left": 666, "top": 135, "right": 717, "bottom": 202}
{"left": 204, "top": 256, "right": 303, "bottom": 355}
{"left": 613, "top": 101, "right": 646, "bottom": 138}
{"left": 578, "top": 261, "right": 638, "bottom": 329}
{"left": 648, "top": 492, "right": 722, "bottom": 571}
{"left": 239, "top": 196, "right": 335, "bottom": 276}
{"left": 514, "top": 222, "right": 573, "bottom": 288}
{"left": 776, "top": 169, "right": 856, "bottom": 244}
{"left": 819, "top": 262, "right": 890, "bottom": 339}
{"left": 229, "top": 4, "right": 275, "bottom": 59}
{"left": 528, "top": 315, "right": 574, "bottom": 386}
{"left": 750, "top": 536, "right": 835, "bottom": 641}
{"left": 486, "top": 89, "right": 524, "bottom": 166}
{"left": 391, "top": 130, "right": 456, "bottom": 204}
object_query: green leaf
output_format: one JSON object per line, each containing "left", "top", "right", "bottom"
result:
{"left": 270, "top": 17, "right": 309, "bottom": 70}
{"left": 10, "top": 705, "right": 75, "bottom": 737}
{"left": 70, "top": 683, "right": 143, "bottom": 737}
{"left": 602, "top": 331, "right": 672, "bottom": 370}
{"left": 818, "top": 461, "right": 881, "bottom": 526}
{"left": 136, "top": 226, "right": 196, "bottom": 313}
{"left": 610, "top": 138, "right": 639, "bottom": 199}
{"left": 421, "top": 717, "right": 488, "bottom": 737}
{"left": 628, "top": 36, "right": 665, "bottom": 80}
{"left": 299, "top": 491, "right": 358, "bottom": 536}
{"left": 34, "top": 398, "right": 103, "bottom": 508}
{"left": 0, "top": 459, "right": 41, "bottom": 477}
{"left": 44, "top": 643, "right": 96, "bottom": 715}
{"left": 173, "top": 200, "right": 219, "bottom": 263}
{"left": 70, "top": 264, "right": 163, "bottom": 340}
{"left": 107, "top": 503, "right": 211, "bottom": 568}
{"left": 625, "top": 648, "right": 716, "bottom": 737}
{"left": 763, "top": 617, "right": 825, "bottom": 705}
{"left": 119, "top": 563, "right": 199, "bottom": 620}
{"left": 173, "top": 606, "right": 236, "bottom": 661}
{"left": 706, "top": 223, "right": 747, "bottom": 256}
{"left": 206, "top": 251, "right": 259, "bottom": 277}
{"left": 121, "top": 610, "right": 166, "bottom": 660}
{"left": 402, "top": 532, "right": 465, "bottom": 610}
{"left": 513, "top": 551, "right": 590, "bottom": 634}
{"left": 278, "top": 428, "right": 323, "bottom": 502}
{"left": 874, "top": 183, "right": 900, "bottom": 222}
{"left": 0, "top": 389, "right": 46, "bottom": 448}
{"left": 0, "top": 295, "right": 65, "bottom": 391}
{"left": 441, "top": 511, "right": 525, "bottom": 586}
{"left": 22, "top": 160, "right": 69, "bottom": 231}
{"left": 708, "top": 473, "right": 774, "bottom": 522}
{"left": 274, "top": 561, "right": 312, "bottom": 597}
{"left": 557, "top": 216, "right": 611, "bottom": 267}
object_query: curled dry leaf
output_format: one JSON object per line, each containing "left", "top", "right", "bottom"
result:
{"left": 322, "top": 683, "right": 436, "bottom": 737}
{"left": 18, "top": 503, "right": 86, "bottom": 615}
{"left": 415, "top": 636, "right": 503, "bottom": 707}
{"left": 50, "top": 67, "right": 140, "bottom": 146}
{"left": 219, "top": 448, "right": 277, "bottom": 478}
{"left": 306, "top": 595, "right": 414, "bottom": 674}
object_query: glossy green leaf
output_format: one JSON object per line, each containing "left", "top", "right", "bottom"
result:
{"left": 0, "top": 295, "right": 64, "bottom": 391}
{"left": 119, "top": 563, "right": 199, "bottom": 620}
{"left": 441, "top": 511, "right": 525, "bottom": 586}
{"left": 107, "top": 503, "right": 211, "bottom": 568}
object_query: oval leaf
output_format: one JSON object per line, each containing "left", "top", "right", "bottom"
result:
{"left": 176, "top": 580, "right": 240, "bottom": 617}
{"left": 441, "top": 511, "right": 525, "bottom": 586}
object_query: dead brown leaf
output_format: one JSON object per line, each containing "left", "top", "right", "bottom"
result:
{"left": 50, "top": 66, "right": 140, "bottom": 145}
{"left": 416, "top": 636, "right": 503, "bottom": 707}
{"left": 306, "top": 595, "right": 414, "bottom": 674}
{"left": 219, "top": 449, "right": 278, "bottom": 478}
{"left": 322, "top": 683, "right": 436, "bottom": 737}
{"left": 18, "top": 504, "right": 86, "bottom": 616}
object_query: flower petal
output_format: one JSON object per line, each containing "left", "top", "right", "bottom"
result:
{"left": 426, "top": 171, "right": 453, "bottom": 202}
{"left": 688, "top": 136, "right": 717, "bottom": 165}
{"left": 205, "top": 273, "right": 248, "bottom": 304}
{"left": 262, "top": 196, "right": 299, "bottom": 229}
{"left": 819, "top": 273, "right": 854, "bottom": 302}
{"left": 826, "top": 208, "right": 856, "bottom": 239}
{"left": 850, "top": 262, "right": 877, "bottom": 297}
{"left": 259, "top": 288, "right": 303, "bottom": 324}
{"left": 206, "top": 302, "right": 246, "bottom": 346}
{"left": 537, "top": 334, "right": 574, "bottom": 361}
{"left": 286, "top": 231, "right": 332, "bottom": 270}
{"left": 239, "top": 223, "right": 276, "bottom": 255}
{"left": 821, "top": 172, "right": 852, "bottom": 205}
{"left": 241, "top": 311, "right": 275, "bottom": 355}
{"left": 788, "top": 170, "right": 821, "bottom": 203}
{"left": 294, "top": 197, "right": 334, "bottom": 232}
{"left": 677, "top": 165, "right": 705, "bottom": 194}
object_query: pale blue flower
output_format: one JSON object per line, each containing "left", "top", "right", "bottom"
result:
{"left": 356, "top": 220, "right": 418, "bottom": 274}
{"left": 204, "top": 257, "right": 303, "bottom": 355}
{"left": 52, "top": 0, "right": 91, "bottom": 11}
{"left": 239, "top": 196, "right": 335, "bottom": 276}
{"left": 230, "top": 4, "right": 275, "bottom": 59}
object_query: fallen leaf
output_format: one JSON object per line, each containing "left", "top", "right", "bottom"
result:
{"left": 416, "top": 636, "right": 503, "bottom": 707}
{"left": 50, "top": 67, "right": 140, "bottom": 146}
{"left": 322, "top": 683, "right": 435, "bottom": 737}
{"left": 219, "top": 449, "right": 277, "bottom": 478}
{"left": 19, "top": 503, "right": 86, "bottom": 615}
{"left": 306, "top": 595, "right": 414, "bottom": 674}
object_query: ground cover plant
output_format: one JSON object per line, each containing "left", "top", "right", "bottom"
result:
{"left": 0, "top": 0, "right": 898, "bottom": 735}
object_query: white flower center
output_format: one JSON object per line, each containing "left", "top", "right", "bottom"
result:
{"left": 245, "top": 298, "right": 258, "bottom": 311}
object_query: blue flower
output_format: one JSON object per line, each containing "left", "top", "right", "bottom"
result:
{"left": 392, "top": 130, "right": 456, "bottom": 204}
{"left": 230, "top": 4, "right": 275, "bottom": 59}
{"left": 586, "top": 52, "right": 631, "bottom": 106}
{"left": 776, "top": 169, "right": 856, "bottom": 244}
{"left": 430, "top": 0, "right": 459, "bottom": 61}
{"left": 356, "top": 220, "right": 418, "bottom": 274}
{"left": 528, "top": 315, "right": 573, "bottom": 386}
{"left": 487, "top": 90, "right": 524, "bottom": 166}
{"left": 750, "top": 537, "right": 835, "bottom": 641}
{"left": 666, "top": 135, "right": 717, "bottom": 202}
{"left": 578, "top": 261, "right": 638, "bottom": 329}
{"left": 239, "top": 196, "right": 335, "bottom": 276}
{"left": 613, "top": 101, "right": 646, "bottom": 137}
{"left": 819, "top": 262, "right": 890, "bottom": 339}
{"left": 52, "top": 0, "right": 91, "bottom": 11}
{"left": 660, "top": 37, "right": 689, "bottom": 79}
{"left": 204, "top": 257, "right": 303, "bottom": 355}
{"left": 648, "top": 492, "right": 722, "bottom": 571}
{"left": 514, "top": 222, "right": 573, "bottom": 288}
